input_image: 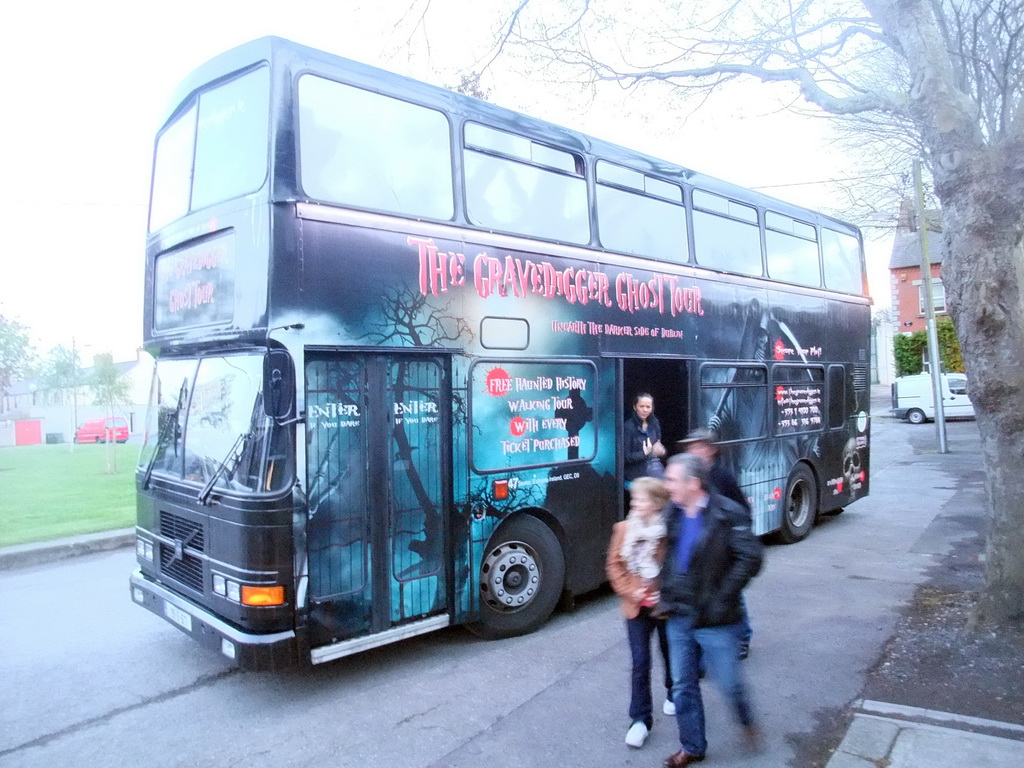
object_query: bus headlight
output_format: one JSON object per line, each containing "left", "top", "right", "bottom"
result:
{"left": 213, "top": 574, "right": 241, "bottom": 602}
{"left": 136, "top": 538, "right": 154, "bottom": 562}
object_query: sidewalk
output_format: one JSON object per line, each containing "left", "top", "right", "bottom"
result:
{"left": 827, "top": 700, "right": 1024, "bottom": 767}
{"left": 826, "top": 384, "right": 1024, "bottom": 766}
{"left": 0, "top": 527, "right": 134, "bottom": 571}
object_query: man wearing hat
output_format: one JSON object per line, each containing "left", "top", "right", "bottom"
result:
{"left": 677, "top": 428, "right": 748, "bottom": 511}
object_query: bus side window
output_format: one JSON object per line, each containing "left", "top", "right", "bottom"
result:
{"left": 698, "top": 365, "right": 768, "bottom": 442}
{"left": 773, "top": 365, "right": 825, "bottom": 435}
{"left": 828, "top": 365, "right": 847, "bottom": 429}
{"left": 691, "top": 190, "right": 762, "bottom": 276}
{"left": 463, "top": 123, "right": 589, "bottom": 244}
{"left": 595, "top": 160, "right": 688, "bottom": 264}
{"left": 765, "top": 212, "right": 820, "bottom": 287}
{"left": 822, "top": 228, "right": 867, "bottom": 295}
{"left": 298, "top": 75, "right": 454, "bottom": 221}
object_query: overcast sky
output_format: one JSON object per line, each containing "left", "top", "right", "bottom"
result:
{"left": 0, "top": 0, "right": 892, "bottom": 364}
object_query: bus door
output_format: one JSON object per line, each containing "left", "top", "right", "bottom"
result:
{"left": 304, "top": 354, "right": 449, "bottom": 646}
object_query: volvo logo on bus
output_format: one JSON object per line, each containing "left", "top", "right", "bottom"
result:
{"left": 171, "top": 529, "right": 200, "bottom": 563}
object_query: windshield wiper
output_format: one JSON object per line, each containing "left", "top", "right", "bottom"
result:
{"left": 141, "top": 440, "right": 160, "bottom": 491}
{"left": 197, "top": 432, "right": 248, "bottom": 506}
{"left": 142, "top": 381, "right": 188, "bottom": 491}
{"left": 142, "top": 415, "right": 180, "bottom": 491}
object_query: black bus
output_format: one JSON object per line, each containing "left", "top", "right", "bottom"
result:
{"left": 130, "top": 37, "right": 871, "bottom": 670}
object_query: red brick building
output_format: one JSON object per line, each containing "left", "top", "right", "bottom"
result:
{"left": 889, "top": 201, "right": 945, "bottom": 333}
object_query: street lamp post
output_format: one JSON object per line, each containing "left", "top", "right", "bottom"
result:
{"left": 913, "top": 159, "right": 948, "bottom": 453}
{"left": 72, "top": 336, "right": 78, "bottom": 444}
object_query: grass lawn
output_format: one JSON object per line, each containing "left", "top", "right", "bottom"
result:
{"left": 0, "top": 443, "right": 140, "bottom": 547}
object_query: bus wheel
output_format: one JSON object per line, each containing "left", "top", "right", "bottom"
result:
{"left": 907, "top": 408, "right": 926, "bottom": 424}
{"left": 777, "top": 464, "right": 817, "bottom": 544}
{"left": 471, "top": 515, "right": 565, "bottom": 640}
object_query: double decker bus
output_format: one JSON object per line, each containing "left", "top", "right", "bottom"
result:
{"left": 130, "top": 37, "right": 871, "bottom": 670}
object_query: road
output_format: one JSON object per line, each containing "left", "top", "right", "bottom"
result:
{"left": 0, "top": 413, "right": 984, "bottom": 768}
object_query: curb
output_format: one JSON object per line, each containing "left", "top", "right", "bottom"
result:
{"left": 826, "top": 710, "right": 1024, "bottom": 768}
{"left": 856, "top": 699, "right": 1024, "bottom": 739}
{"left": 0, "top": 528, "right": 135, "bottom": 571}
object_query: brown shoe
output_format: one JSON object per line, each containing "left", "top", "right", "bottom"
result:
{"left": 663, "top": 749, "right": 705, "bottom": 767}
{"left": 742, "top": 724, "right": 764, "bottom": 753}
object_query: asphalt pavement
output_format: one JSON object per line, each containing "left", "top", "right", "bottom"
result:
{"left": 3, "top": 384, "right": 1022, "bottom": 767}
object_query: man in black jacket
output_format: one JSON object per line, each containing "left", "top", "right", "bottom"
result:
{"left": 659, "top": 453, "right": 763, "bottom": 767}
{"left": 678, "top": 428, "right": 754, "bottom": 659}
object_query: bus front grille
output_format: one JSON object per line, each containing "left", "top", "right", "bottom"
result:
{"left": 159, "top": 512, "right": 206, "bottom": 592}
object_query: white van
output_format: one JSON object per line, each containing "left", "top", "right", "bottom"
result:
{"left": 891, "top": 372, "right": 975, "bottom": 423}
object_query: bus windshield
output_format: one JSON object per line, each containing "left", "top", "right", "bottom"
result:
{"left": 139, "top": 353, "right": 293, "bottom": 494}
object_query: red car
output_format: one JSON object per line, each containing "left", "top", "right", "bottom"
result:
{"left": 74, "top": 417, "right": 129, "bottom": 444}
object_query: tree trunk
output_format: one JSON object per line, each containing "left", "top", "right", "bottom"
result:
{"left": 106, "top": 406, "right": 117, "bottom": 475}
{"left": 878, "top": 0, "right": 1024, "bottom": 624}
{"left": 941, "top": 199, "right": 1024, "bottom": 623}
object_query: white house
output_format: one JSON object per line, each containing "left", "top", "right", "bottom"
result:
{"left": 0, "top": 350, "right": 154, "bottom": 447}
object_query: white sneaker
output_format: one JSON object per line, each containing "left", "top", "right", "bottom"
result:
{"left": 625, "top": 721, "right": 649, "bottom": 748}
{"left": 663, "top": 698, "right": 677, "bottom": 716}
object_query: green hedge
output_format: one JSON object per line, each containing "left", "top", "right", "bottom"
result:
{"left": 894, "top": 317, "right": 964, "bottom": 376}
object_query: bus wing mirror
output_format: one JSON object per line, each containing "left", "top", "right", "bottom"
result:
{"left": 264, "top": 349, "right": 295, "bottom": 420}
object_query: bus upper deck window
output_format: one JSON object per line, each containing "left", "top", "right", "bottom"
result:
{"left": 765, "top": 212, "right": 820, "bottom": 288}
{"left": 149, "top": 106, "right": 197, "bottom": 232}
{"left": 822, "top": 228, "right": 866, "bottom": 294}
{"left": 596, "top": 160, "right": 687, "bottom": 263}
{"left": 149, "top": 67, "right": 270, "bottom": 232}
{"left": 298, "top": 75, "right": 454, "bottom": 221}
{"left": 464, "top": 122, "right": 589, "bottom": 244}
{"left": 191, "top": 67, "right": 271, "bottom": 211}
{"left": 692, "top": 190, "right": 762, "bottom": 277}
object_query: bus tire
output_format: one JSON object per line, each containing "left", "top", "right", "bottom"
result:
{"left": 776, "top": 464, "right": 818, "bottom": 544}
{"left": 470, "top": 515, "right": 565, "bottom": 640}
{"left": 907, "top": 408, "right": 926, "bottom": 424}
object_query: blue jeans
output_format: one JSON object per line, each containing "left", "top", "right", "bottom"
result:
{"left": 625, "top": 607, "right": 672, "bottom": 728}
{"left": 666, "top": 614, "right": 755, "bottom": 757}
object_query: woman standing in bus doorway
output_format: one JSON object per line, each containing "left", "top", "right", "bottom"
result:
{"left": 607, "top": 476, "right": 674, "bottom": 749}
{"left": 624, "top": 393, "right": 667, "bottom": 484}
